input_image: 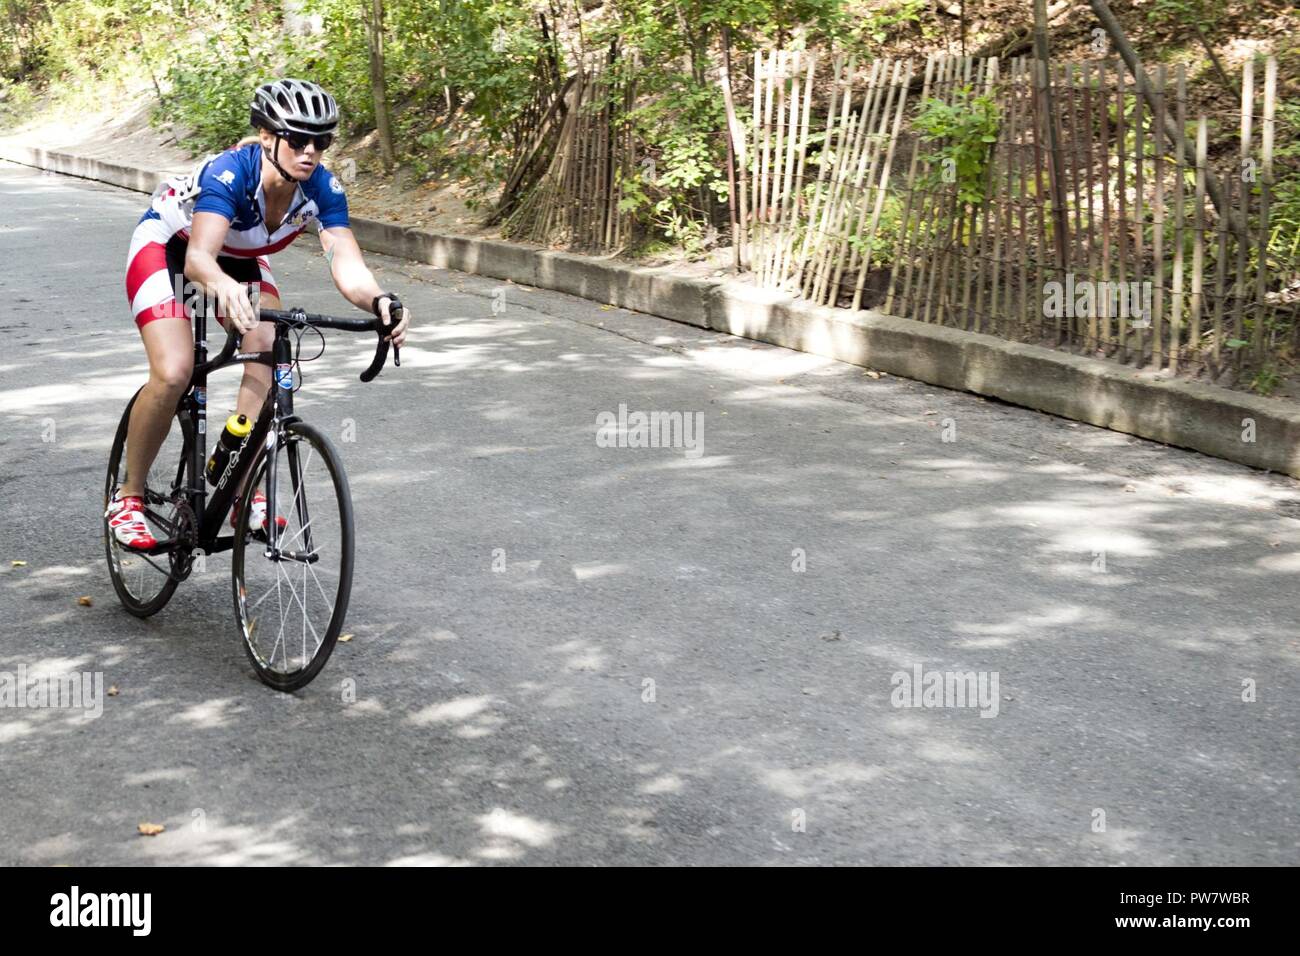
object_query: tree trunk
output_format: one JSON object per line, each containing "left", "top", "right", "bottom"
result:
{"left": 367, "top": 0, "right": 396, "bottom": 171}
{"left": 1087, "top": 0, "right": 1247, "bottom": 241}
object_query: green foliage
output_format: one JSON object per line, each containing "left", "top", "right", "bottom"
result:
{"left": 0, "top": 0, "right": 44, "bottom": 78}
{"left": 914, "top": 86, "right": 1001, "bottom": 205}
{"left": 848, "top": 191, "right": 906, "bottom": 267}
{"left": 28, "top": 0, "right": 121, "bottom": 81}
{"left": 0, "top": 73, "right": 35, "bottom": 121}
{"left": 1, "top": 0, "right": 1294, "bottom": 287}
{"left": 849, "top": 0, "right": 929, "bottom": 48}
{"left": 298, "top": 0, "right": 555, "bottom": 191}
{"left": 1145, "top": 0, "right": 1219, "bottom": 34}
{"left": 155, "top": 4, "right": 284, "bottom": 153}
{"left": 609, "top": 0, "right": 848, "bottom": 59}
{"left": 620, "top": 77, "right": 729, "bottom": 252}
{"left": 600, "top": 0, "right": 857, "bottom": 247}
{"left": 1269, "top": 99, "right": 1300, "bottom": 267}
{"left": 1, "top": 0, "right": 176, "bottom": 101}
{"left": 1250, "top": 363, "right": 1280, "bottom": 395}
{"left": 159, "top": 58, "right": 257, "bottom": 153}
{"left": 293, "top": 0, "right": 371, "bottom": 133}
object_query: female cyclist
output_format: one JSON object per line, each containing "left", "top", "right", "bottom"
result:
{"left": 108, "top": 78, "right": 411, "bottom": 549}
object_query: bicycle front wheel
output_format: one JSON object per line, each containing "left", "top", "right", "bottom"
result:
{"left": 231, "top": 420, "right": 355, "bottom": 692}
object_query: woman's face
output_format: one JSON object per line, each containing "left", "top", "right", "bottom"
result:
{"left": 258, "top": 128, "right": 320, "bottom": 181}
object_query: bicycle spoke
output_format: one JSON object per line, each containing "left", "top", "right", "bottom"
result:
{"left": 280, "top": 443, "right": 314, "bottom": 545}
{"left": 247, "top": 581, "right": 281, "bottom": 613}
{"left": 273, "top": 556, "right": 322, "bottom": 660}
{"left": 133, "top": 550, "right": 172, "bottom": 579}
{"left": 267, "top": 562, "right": 291, "bottom": 670}
{"left": 301, "top": 560, "right": 308, "bottom": 671}
{"left": 281, "top": 515, "right": 315, "bottom": 551}
{"left": 306, "top": 557, "right": 337, "bottom": 610}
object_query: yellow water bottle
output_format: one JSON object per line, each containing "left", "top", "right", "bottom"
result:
{"left": 205, "top": 413, "right": 252, "bottom": 485}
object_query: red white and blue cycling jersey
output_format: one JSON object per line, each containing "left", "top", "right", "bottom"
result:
{"left": 124, "top": 142, "right": 350, "bottom": 327}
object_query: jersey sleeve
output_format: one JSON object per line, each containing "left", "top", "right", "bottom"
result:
{"left": 314, "top": 168, "right": 351, "bottom": 229}
{"left": 191, "top": 151, "right": 245, "bottom": 221}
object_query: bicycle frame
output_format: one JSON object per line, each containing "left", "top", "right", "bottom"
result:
{"left": 178, "top": 308, "right": 298, "bottom": 558}
{"left": 127, "top": 298, "right": 392, "bottom": 568}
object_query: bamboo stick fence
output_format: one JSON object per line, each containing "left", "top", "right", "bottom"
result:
{"left": 502, "top": 49, "right": 636, "bottom": 253}
{"left": 733, "top": 51, "right": 1298, "bottom": 383}
{"left": 488, "top": 18, "right": 568, "bottom": 226}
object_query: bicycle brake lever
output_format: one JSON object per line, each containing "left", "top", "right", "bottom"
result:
{"left": 388, "top": 305, "right": 404, "bottom": 368}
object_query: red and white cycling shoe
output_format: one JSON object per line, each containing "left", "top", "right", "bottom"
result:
{"left": 232, "top": 489, "right": 288, "bottom": 532}
{"left": 106, "top": 494, "right": 157, "bottom": 551}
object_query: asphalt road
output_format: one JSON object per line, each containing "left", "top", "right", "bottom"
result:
{"left": 1, "top": 160, "right": 1298, "bottom": 865}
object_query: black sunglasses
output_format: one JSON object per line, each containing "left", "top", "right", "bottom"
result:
{"left": 279, "top": 130, "right": 334, "bottom": 152}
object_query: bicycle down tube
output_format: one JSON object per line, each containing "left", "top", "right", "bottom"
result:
{"left": 186, "top": 307, "right": 282, "bottom": 557}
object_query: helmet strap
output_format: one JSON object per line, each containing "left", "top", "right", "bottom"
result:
{"left": 263, "top": 132, "right": 297, "bottom": 184}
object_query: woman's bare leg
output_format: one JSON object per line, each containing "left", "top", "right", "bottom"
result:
{"left": 232, "top": 293, "right": 280, "bottom": 421}
{"left": 120, "top": 317, "right": 195, "bottom": 499}
{"left": 223, "top": 295, "right": 281, "bottom": 505}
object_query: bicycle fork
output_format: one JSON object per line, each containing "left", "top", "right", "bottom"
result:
{"left": 262, "top": 327, "right": 316, "bottom": 563}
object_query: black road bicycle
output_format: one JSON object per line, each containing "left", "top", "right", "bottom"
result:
{"left": 103, "top": 301, "right": 401, "bottom": 691}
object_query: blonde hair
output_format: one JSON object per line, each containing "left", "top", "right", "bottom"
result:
{"left": 235, "top": 134, "right": 262, "bottom": 147}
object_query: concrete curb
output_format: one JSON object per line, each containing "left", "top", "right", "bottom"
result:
{"left": 0, "top": 143, "right": 188, "bottom": 193}
{"left": 5, "top": 143, "right": 1298, "bottom": 479}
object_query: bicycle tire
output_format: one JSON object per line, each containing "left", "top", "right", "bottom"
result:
{"left": 231, "top": 420, "right": 355, "bottom": 692}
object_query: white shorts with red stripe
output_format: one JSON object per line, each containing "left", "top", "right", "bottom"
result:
{"left": 124, "top": 215, "right": 280, "bottom": 328}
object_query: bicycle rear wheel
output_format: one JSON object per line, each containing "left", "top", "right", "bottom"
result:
{"left": 104, "top": 387, "right": 194, "bottom": 617}
{"left": 231, "top": 420, "right": 354, "bottom": 692}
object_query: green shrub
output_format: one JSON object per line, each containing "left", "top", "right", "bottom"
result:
{"left": 914, "top": 86, "right": 1001, "bottom": 206}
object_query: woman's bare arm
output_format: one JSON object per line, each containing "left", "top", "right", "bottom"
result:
{"left": 320, "top": 226, "right": 411, "bottom": 346}
{"left": 186, "top": 211, "right": 259, "bottom": 332}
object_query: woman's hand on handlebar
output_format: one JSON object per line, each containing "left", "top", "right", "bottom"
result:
{"left": 375, "top": 294, "right": 410, "bottom": 347}
{"left": 217, "top": 277, "right": 260, "bottom": 334}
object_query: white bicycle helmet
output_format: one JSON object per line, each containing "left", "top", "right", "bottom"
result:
{"left": 250, "top": 79, "right": 339, "bottom": 136}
